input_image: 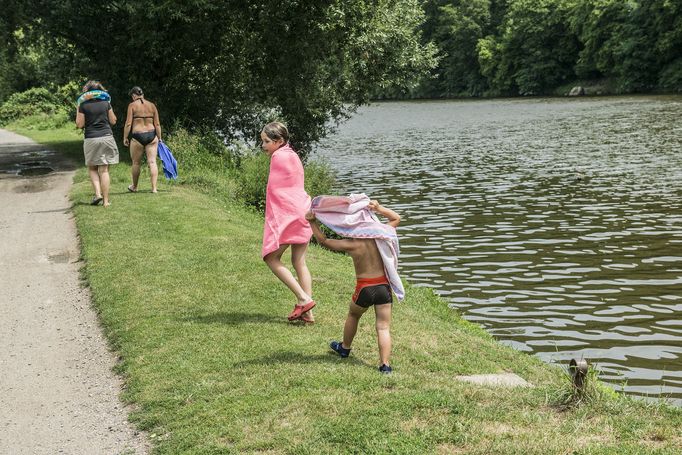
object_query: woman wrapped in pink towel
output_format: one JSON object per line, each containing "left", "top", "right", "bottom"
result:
{"left": 260, "top": 122, "right": 316, "bottom": 322}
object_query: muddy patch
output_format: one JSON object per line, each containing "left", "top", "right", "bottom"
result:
{"left": 18, "top": 166, "right": 54, "bottom": 176}
{"left": 48, "top": 251, "right": 71, "bottom": 264}
{"left": 13, "top": 178, "right": 50, "bottom": 193}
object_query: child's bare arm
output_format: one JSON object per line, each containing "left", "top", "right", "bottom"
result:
{"left": 306, "top": 212, "right": 356, "bottom": 252}
{"left": 368, "top": 200, "right": 401, "bottom": 228}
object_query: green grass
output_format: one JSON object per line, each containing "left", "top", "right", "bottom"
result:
{"left": 10, "top": 124, "right": 682, "bottom": 454}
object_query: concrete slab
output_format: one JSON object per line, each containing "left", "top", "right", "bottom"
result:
{"left": 455, "top": 373, "right": 533, "bottom": 388}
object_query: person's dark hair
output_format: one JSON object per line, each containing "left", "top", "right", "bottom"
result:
{"left": 262, "top": 121, "right": 289, "bottom": 143}
{"left": 83, "top": 80, "right": 106, "bottom": 92}
{"left": 129, "top": 86, "right": 144, "bottom": 97}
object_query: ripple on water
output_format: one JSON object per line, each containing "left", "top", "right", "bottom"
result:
{"left": 315, "top": 96, "right": 682, "bottom": 404}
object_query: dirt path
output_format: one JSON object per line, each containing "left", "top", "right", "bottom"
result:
{"left": 0, "top": 129, "right": 148, "bottom": 454}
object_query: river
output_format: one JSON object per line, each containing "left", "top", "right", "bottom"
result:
{"left": 313, "top": 96, "right": 682, "bottom": 405}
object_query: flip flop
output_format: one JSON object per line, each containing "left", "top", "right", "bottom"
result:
{"left": 287, "top": 300, "right": 316, "bottom": 321}
{"left": 90, "top": 196, "right": 103, "bottom": 206}
{"left": 127, "top": 185, "right": 138, "bottom": 193}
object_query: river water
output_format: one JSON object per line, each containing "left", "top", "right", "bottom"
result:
{"left": 313, "top": 96, "right": 682, "bottom": 405}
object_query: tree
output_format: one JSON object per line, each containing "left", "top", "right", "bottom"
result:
{"left": 421, "top": 0, "right": 491, "bottom": 97}
{"left": 478, "top": 0, "right": 580, "bottom": 95}
{"left": 24, "top": 0, "right": 437, "bottom": 156}
{"left": 569, "top": 0, "right": 640, "bottom": 88}
{"left": 0, "top": 0, "right": 27, "bottom": 102}
{"left": 634, "top": 0, "right": 682, "bottom": 91}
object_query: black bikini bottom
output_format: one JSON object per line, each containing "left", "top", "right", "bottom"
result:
{"left": 131, "top": 129, "right": 157, "bottom": 146}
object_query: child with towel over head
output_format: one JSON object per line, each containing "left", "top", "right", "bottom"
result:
{"left": 306, "top": 194, "right": 403, "bottom": 374}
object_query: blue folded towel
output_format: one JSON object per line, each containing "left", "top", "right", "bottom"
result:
{"left": 157, "top": 140, "right": 178, "bottom": 180}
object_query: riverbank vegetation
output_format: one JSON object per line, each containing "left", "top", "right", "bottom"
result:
{"left": 6, "top": 123, "right": 682, "bottom": 454}
{"left": 0, "top": 1, "right": 437, "bottom": 157}
{"left": 3, "top": 2, "right": 681, "bottom": 159}
{"left": 389, "top": 0, "right": 682, "bottom": 98}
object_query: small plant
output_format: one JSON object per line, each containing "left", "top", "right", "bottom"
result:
{"left": 236, "top": 150, "right": 270, "bottom": 210}
{"left": 551, "top": 360, "right": 618, "bottom": 410}
{"left": 304, "top": 158, "right": 336, "bottom": 198}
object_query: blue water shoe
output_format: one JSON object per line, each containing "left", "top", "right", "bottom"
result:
{"left": 330, "top": 341, "right": 351, "bottom": 358}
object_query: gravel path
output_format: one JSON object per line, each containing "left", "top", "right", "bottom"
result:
{"left": 0, "top": 129, "right": 149, "bottom": 455}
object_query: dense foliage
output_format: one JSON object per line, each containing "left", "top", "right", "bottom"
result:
{"left": 0, "top": 84, "right": 81, "bottom": 128}
{"left": 0, "top": 0, "right": 436, "bottom": 156}
{"left": 413, "top": 0, "right": 682, "bottom": 97}
{"left": 1, "top": 0, "right": 681, "bottom": 140}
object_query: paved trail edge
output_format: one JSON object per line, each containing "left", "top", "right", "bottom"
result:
{"left": 0, "top": 129, "right": 148, "bottom": 455}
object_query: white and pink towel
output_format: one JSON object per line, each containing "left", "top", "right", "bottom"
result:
{"left": 311, "top": 193, "right": 405, "bottom": 301}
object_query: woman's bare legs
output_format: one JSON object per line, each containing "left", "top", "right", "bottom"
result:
{"left": 291, "top": 243, "right": 314, "bottom": 320}
{"left": 145, "top": 139, "right": 159, "bottom": 193}
{"left": 98, "top": 164, "right": 111, "bottom": 206}
{"left": 87, "top": 165, "right": 102, "bottom": 199}
{"left": 129, "top": 140, "right": 145, "bottom": 191}
{"left": 264, "top": 244, "right": 312, "bottom": 306}
{"left": 374, "top": 304, "right": 392, "bottom": 366}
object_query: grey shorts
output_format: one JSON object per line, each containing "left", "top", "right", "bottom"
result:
{"left": 84, "top": 135, "right": 119, "bottom": 166}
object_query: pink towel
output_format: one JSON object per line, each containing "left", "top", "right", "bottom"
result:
{"left": 311, "top": 193, "right": 405, "bottom": 300}
{"left": 261, "top": 144, "right": 312, "bottom": 258}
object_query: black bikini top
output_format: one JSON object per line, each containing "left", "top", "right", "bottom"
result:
{"left": 132, "top": 99, "right": 154, "bottom": 119}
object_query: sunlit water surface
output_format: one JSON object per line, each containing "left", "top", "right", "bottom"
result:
{"left": 313, "top": 97, "right": 682, "bottom": 405}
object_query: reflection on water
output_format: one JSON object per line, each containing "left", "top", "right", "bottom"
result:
{"left": 314, "top": 97, "right": 682, "bottom": 405}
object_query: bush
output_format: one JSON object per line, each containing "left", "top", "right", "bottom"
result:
{"left": 237, "top": 149, "right": 336, "bottom": 211}
{"left": 0, "top": 87, "right": 70, "bottom": 126}
{"left": 167, "top": 127, "right": 336, "bottom": 211}
{"left": 236, "top": 152, "right": 270, "bottom": 211}
{"left": 165, "top": 126, "right": 241, "bottom": 170}
{"left": 8, "top": 113, "right": 71, "bottom": 130}
{"left": 303, "top": 159, "right": 335, "bottom": 198}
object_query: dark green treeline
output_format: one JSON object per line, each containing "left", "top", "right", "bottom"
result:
{"left": 1, "top": 1, "right": 681, "bottom": 151}
{"left": 400, "top": 0, "right": 682, "bottom": 98}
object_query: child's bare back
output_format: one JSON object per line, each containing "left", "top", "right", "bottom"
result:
{"left": 344, "top": 238, "right": 385, "bottom": 278}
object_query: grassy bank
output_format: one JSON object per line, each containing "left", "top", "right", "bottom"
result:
{"left": 10, "top": 124, "right": 682, "bottom": 454}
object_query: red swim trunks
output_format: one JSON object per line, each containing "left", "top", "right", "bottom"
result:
{"left": 352, "top": 276, "right": 392, "bottom": 308}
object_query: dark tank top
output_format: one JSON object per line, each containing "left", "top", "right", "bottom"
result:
{"left": 78, "top": 99, "right": 113, "bottom": 138}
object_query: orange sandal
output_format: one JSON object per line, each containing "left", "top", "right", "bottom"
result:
{"left": 287, "top": 300, "right": 316, "bottom": 321}
{"left": 299, "top": 312, "right": 315, "bottom": 323}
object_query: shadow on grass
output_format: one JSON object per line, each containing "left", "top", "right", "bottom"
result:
{"left": 233, "top": 350, "right": 372, "bottom": 368}
{"left": 73, "top": 201, "right": 103, "bottom": 207}
{"left": 188, "top": 311, "right": 290, "bottom": 326}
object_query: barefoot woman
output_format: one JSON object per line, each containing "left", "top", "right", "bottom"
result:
{"left": 123, "top": 86, "right": 162, "bottom": 193}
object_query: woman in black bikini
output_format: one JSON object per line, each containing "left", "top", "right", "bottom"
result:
{"left": 123, "top": 86, "right": 162, "bottom": 193}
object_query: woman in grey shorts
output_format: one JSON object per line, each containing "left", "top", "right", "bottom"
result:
{"left": 75, "top": 80, "right": 119, "bottom": 206}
